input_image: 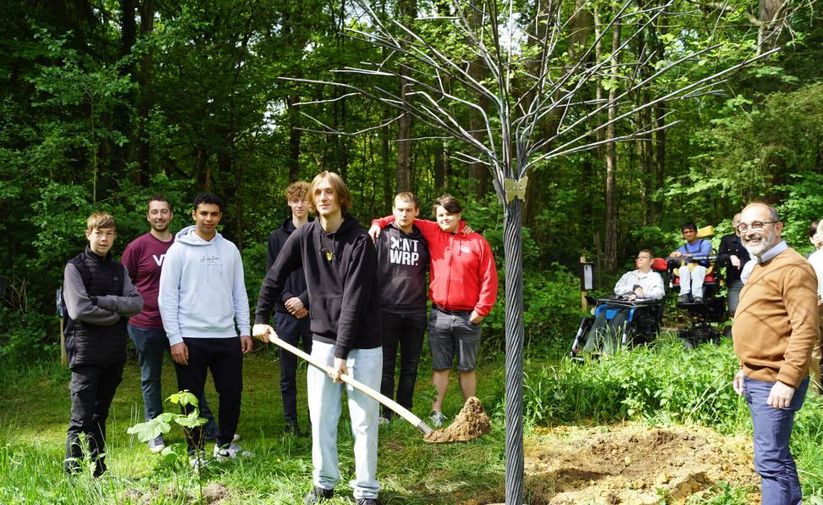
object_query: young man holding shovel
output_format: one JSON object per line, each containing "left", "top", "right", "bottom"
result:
{"left": 254, "top": 171, "right": 383, "bottom": 505}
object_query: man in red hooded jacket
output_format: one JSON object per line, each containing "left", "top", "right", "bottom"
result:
{"left": 371, "top": 194, "right": 498, "bottom": 427}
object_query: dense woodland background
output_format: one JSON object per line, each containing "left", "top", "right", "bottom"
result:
{"left": 0, "top": 0, "right": 821, "bottom": 364}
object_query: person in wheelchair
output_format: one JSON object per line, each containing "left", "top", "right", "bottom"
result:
{"left": 571, "top": 250, "right": 664, "bottom": 357}
{"left": 669, "top": 222, "right": 712, "bottom": 304}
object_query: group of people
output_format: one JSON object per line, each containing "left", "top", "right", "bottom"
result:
{"left": 60, "top": 171, "right": 497, "bottom": 505}
{"left": 597, "top": 204, "right": 820, "bottom": 505}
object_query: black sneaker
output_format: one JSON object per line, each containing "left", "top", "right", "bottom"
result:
{"left": 303, "top": 486, "right": 334, "bottom": 504}
{"left": 693, "top": 296, "right": 703, "bottom": 304}
{"left": 356, "top": 499, "right": 382, "bottom": 505}
{"left": 284, "top": 422, "right": 304, "bottom": 436}
{"left": 677, "top": 294, "right": 689, "bottom": 304}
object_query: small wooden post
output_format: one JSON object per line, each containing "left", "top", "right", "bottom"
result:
{"left": 580, "top": 256, "right": 594, "bottom": 312}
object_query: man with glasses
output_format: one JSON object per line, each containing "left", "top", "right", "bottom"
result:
{"left": 669, "top": 222, "right": 712, "bottom": 304}
{"left": 582, "top": 249, "right": 664, "bottom": 353}
{"left": 613, "top": 250, "right": 665, "bottom": 301}
{"left": 732, "top": 203, "right": 818, "bottom": 505}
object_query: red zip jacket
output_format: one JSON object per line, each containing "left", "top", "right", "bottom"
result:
{"left": 373, "top": 216, "right": 498, "bottom": 316}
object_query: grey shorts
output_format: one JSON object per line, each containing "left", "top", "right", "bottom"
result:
{"left": 429, "top": 307, "right": 482, "bottom": 372}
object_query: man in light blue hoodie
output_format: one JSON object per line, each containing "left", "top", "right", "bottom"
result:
{"left": 158, "top": 192, "right": 252, "bottom": 463}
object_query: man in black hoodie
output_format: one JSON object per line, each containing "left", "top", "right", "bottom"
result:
{"left": 376, "top": 192, "right": 429, "bottom": 422}
{"left": 254, "top": 171, "right": 383, "bottom": 505}
{"left": 266, "top": 181, "right": 312, "bottom": 434}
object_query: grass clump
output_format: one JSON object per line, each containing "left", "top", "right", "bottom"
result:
{"left": 524, "top": 334, "right": 749, "bottom": 430}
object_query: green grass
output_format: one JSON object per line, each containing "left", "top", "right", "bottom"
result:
{"left": 0, "top": 347, "right": 509, "bottom": 504}
{"left": 1, "top": 339, "right": 821, "bottom": 504}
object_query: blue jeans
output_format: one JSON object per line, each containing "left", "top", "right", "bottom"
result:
{"left": 128, "top": 325, "right": 217, "bottom": 434}
{"left": 307, "top": 341, "right": 382, "bottom": 500}
{"left": 743, "top": 376, "right": 809, "bottom": 505}
{"left": 379, "top": 310, "right": 426, "bottom": 418}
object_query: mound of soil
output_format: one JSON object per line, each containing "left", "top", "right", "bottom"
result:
{"left": 424, "top": 396, "right": 491, "bottom": 443}
{"left": 518, "top": 423, "right": 757, "bottom": 505}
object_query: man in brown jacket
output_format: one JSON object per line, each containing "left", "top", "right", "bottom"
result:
{"left": 731, "top": 202, "right": 819, "bottom": 505}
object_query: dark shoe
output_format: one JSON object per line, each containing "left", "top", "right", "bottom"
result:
{"left": 284, "top": 422, "right": 304, "bottom": 436}
{"left": 303, "top": 486, "right": 334, "bottom": 504}
{"left": 356, "top": 499, "right": 382, "bottom": 505}
{"left": 677, "top": 294, "right": 689, "bottom": 304}
{"left": 693, "top": 296, "right": 703, "bottom": 304}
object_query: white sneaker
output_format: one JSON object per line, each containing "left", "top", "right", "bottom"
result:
{"left": 213, "top": 442, "right": 252, "bottom": 460}
{"left": 378, "top": 416, "right": 391, "bottom": 426}
{"left": 189, "top": 450, "right": 208, "bottom": 470}
{"left": 429, "top": 411, "right": 447, "bottom": 428}
{"left": 148, "top": 434, "right": 165, "bottom": 453}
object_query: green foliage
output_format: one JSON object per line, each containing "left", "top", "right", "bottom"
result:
{"left": 127, "top": 391, "right": 207, "bottom": 445}
{"left": 0, "top": 306, "right": 55, "bottom": 367}
{"left": 523, "top": 336, "right": 749, "bottom": 431}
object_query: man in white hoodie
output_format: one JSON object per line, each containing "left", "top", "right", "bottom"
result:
{"left": 158, "top": 192, "right": 252, "bottom": 462}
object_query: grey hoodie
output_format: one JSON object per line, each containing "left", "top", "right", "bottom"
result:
{"left": 158, "top": 225, "right": 250, "bottom": 345}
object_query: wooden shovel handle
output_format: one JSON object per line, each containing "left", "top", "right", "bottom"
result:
{"left": 266, "top": 334, "right": 433, "bottom": 435}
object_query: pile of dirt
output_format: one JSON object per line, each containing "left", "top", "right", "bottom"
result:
{"left": 518, "top": 423, "right": 757, "bottom": 505}
{"left": 424, "top": 396, "right": 491, "bottom": 443}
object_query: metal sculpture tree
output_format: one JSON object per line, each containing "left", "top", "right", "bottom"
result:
{"left": 290, "top": 1, "right": 773, "bottom": 502}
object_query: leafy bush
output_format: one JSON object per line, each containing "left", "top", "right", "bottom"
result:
{"left": 523, "top": 335, "right": 750, "bottom": 432}
{"left": 483, "top": 265, "right": 585, "bottom": 357}
{"left": 0, "top": 306, "right": 57, "bottom": 366}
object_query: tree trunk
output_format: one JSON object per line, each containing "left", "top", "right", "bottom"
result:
{"left": 395, "top": 0, "right": 415, "bottom": 192}
{"left": 758, "top": 0, "right": 785, "bottom": 54}
{"left": 604, "top": 17, "right": 621, "bottom": 272}
{"left": 503, "top": 197, "right": 525, "bottom": 505}
{"left": 135, "top": 0, "right": 154, "bottom": 183}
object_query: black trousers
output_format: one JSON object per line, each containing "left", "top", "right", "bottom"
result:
{"left": 379, "top": 310, "right": 426, "bottom": 418}
{"left": 65, "top": 361, "right": 124, "bottom": 476}
{"left": 174, "top": 337, "right": 242, "bottom": 451}
{"left": 274, "top": 311, "right": 312, "bottom": 425}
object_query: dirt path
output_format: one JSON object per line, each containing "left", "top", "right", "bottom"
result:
{"left": 483, "top": 423, "right": 758, "bottom": 505}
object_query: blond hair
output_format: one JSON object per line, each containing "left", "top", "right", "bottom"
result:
{"left": 86, "top": 212, "right": 116, "bottom": 231}
{"left": 308, "top": 171, "right": 350, "bottom": 214}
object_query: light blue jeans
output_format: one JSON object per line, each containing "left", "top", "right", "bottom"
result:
{"left": 307, "top": 341, "right": 382, "bottom": 500}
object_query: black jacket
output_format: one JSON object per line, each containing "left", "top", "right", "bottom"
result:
{"left": 266, "top": 218, "right": 310, "bottom": 314}
{"left": 256, "top": 215, "right": 381, "bottom": 358}
{"left": 717, "top": 233, "right": 751, "bottom": 283}
{"left": 63, "top": 246, "right": 143, "bottom": 366}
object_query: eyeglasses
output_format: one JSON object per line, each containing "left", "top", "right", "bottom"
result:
{"left": 737, "top": 221, "right": 777, "bottom": 233}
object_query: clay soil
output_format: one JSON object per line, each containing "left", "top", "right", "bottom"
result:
{"left": 425, "top": 396, "right": 491, "bottom": 443}
{"left": 481, "top": 423, "right": 757, "bottom": 505}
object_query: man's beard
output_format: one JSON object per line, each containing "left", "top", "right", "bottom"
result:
{"left": 743, "top": 228, "right": 777, "bottom": 258}
{"left": 152, "top": 222, "right": 169, "bottom": 233}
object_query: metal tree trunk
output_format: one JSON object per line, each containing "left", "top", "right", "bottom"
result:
{"left": 503, "top": 198, "right": 525, "bottom": 505}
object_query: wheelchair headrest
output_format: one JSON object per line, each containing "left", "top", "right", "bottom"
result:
{"left": 651, "top": 257, "right": 668, "bottom": 272}
{"left": 697, "top": 225, "right": 714, "bottom": 238}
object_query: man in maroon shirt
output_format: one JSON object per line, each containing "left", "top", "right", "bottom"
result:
{"left": 122, "top": 196, "right": 218, "bottom": 452}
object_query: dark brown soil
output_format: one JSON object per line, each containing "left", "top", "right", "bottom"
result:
{"left": 424, "top": 396, "right": 491, "bottom": 443}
